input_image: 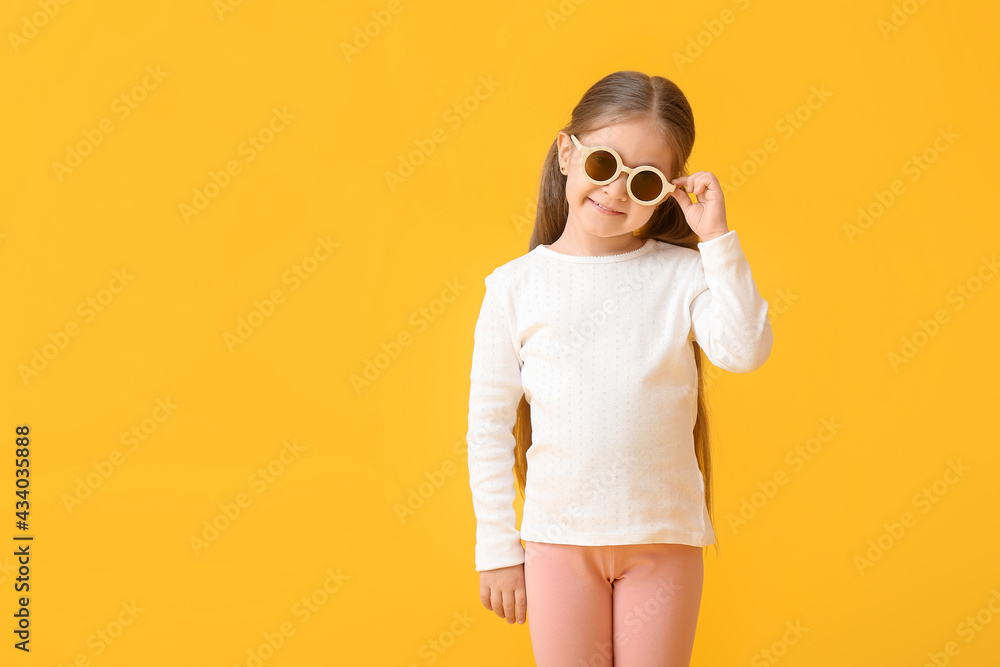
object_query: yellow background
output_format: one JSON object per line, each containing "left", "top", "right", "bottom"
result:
{"left": 1, "top": 0, "right": 998, "bottom": 665}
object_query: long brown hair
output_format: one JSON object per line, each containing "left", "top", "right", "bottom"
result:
{"left": 515, "top": 70, "right": 721, "bottom": 557}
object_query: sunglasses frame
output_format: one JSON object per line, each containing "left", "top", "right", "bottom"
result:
{"left": 570, "top": 134, "right": 675, "bottom": 206}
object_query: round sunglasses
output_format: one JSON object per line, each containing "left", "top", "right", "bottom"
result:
{"left": 570, "top": 134, "right": 676, "bottom": 206}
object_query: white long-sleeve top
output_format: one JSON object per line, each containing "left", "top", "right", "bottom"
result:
{"left": 466, "top": 230, "right": 773, "bottom": 572}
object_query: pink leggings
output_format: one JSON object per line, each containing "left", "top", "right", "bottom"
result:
{"left": 523, "top": 540, "right": 704, "bottom": 667}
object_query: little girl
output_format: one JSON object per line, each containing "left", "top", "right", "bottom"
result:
{"left": 466, "top": 70, "right": 773, "bottom": 667}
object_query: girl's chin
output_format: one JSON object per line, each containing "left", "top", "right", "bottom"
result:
{"left": 578, "top": 224, "right": 639, "bottom": 240}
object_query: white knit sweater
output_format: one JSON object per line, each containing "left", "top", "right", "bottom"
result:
{"left": 466, "top": 230, "right": 773, "bottom": 572}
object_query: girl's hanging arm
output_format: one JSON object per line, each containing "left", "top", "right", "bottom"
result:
{"left": 466, "top": 273, "right": 526, "bottom": 572}
{"left": 688, "top": 230, "right": 774, "bottom": 373}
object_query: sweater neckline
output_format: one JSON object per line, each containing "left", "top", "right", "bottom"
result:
{"left": 537, "top": 238, "right": 655, "bottom": 263}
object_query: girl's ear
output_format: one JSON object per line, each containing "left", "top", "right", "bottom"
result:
{"left": 557, "top": 132, "right": 574, "bottom": 167}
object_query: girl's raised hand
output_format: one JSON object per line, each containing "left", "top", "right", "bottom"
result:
{"left": 669, "top": 171, "right": 730, "bottom": 242}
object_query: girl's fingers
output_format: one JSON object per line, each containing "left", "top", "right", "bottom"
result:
{"left": 671, "top": 174, "right": 699, "bottom": 194}
{"left": 514, "top": 584, "right": 527, "bottom": 624}
{"left": 490, "top": 587, "right": 505, "bottom": 618}
{"left": 673, "top": 173, "right": 715, "bottom": 197}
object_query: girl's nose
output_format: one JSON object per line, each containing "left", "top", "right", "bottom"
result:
{"left": 603, "top": 174, "right": 629, "bottom": 199}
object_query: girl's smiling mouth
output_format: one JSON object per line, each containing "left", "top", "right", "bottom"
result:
{"left": 588, "top": 197, "right": 623, "bottom": 215}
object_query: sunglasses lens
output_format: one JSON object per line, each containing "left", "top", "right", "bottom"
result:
{"left": 584, "top": 150, "right": 617, "bottom": 182}
{"left": 630, "top": 171, "right": 664, "bottom": 202}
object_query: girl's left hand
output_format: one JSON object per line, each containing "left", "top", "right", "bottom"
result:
{"left": 668, "top": 171, "right": 729, "bottom": 242}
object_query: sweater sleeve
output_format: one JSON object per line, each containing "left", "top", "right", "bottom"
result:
{"left": 466, "top": 274, "right": 526, "bottom": 572}
{"left": 689, "top": 230, "right": 774, "bottom": 373}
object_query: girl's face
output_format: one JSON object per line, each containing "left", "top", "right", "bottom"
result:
{"left": 557, "top": 117, "right": 676, "bottom": 243}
